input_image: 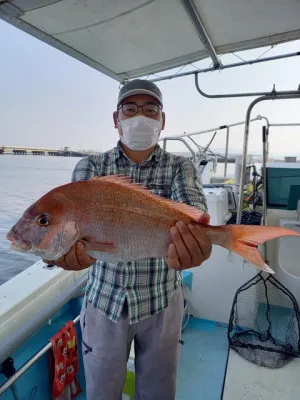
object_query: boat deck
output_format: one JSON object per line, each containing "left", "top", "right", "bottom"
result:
{"left": 223, "top": 349, "right": 300, "bottom": 400}
{"left": 1, "top": 299, "right": 300, "bottom": 399}
{"left": 176, "top": 316, "right": 300, "bottom": 400}
{"left": 176, "top": 318, "right": 229, "bottom": 400}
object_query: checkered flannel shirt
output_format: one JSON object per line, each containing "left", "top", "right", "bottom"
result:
{"left": 72, "top": 141, "right": 207, "bottom": 324}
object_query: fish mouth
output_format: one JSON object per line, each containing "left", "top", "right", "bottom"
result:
{"left": 10, "top": 240, "right": 32, "bottom": 252}
{"left": 7, "top": 232, "right": 32, "bottom": 252}
{"left": 10, "top": 241, "right": 32, "bottom": 252}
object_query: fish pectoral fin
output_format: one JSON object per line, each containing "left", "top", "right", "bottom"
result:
{"left": 81, "top": 238, "right": 116, "bottom": 253}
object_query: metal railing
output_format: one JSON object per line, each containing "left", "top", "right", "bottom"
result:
{"left": 0, "top": 269, "right": 88, "bottom": 395}
{"left": 236, "top": 92, "right": 300, "bottom": 225}
{"left": 159, "top": 114, "right": 267, "bottom": 177}
{"left": 160, "top": 109, "right": 300, "bottom": 231}
{"left": 261, "top": 122, "right": 300, "bottom": 226}
{"left": 0, "top": 314, "right": 80, "bottom": 395}
{"left": 150, "top": 52, "right": 300, "bottom": 83}
{"left": 183, "top": 74, "right": 300, "bottom": 226}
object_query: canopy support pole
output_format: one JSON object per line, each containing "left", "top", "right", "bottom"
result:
{"left": 181, "top": 0, "right": 221, "bottom": 69}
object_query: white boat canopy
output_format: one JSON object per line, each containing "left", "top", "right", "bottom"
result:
{"left": 1, "top": 0, "right": 300, "bottom": 82}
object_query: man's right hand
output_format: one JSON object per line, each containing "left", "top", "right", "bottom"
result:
{"left": 43, "top": 241, "right": 96, "bottom": 271}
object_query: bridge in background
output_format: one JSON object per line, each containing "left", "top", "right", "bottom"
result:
{"left": 0, "top": 146, "right": 96, "bottom": 157}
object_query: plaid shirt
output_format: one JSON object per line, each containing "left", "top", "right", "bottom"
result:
{"left": 72, "top": 141, "right": 207, "bottom": 324}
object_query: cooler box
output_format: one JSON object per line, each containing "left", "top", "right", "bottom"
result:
{"left": 266, "top": 162, "right": 300, "bottom": 209}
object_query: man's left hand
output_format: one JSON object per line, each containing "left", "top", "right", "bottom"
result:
{"left": 165, "top": 221, "right": 212, "bottom": 271}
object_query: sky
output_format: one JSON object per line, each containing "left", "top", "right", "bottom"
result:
{"left": 1, "top": 19, "right": 300, "bottom": 158}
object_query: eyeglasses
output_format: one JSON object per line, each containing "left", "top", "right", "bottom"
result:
{"left": 119, "top": 102, "right": 162, "bottom": 117}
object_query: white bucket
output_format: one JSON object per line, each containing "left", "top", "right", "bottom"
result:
{"left": 203, "top": 187, "right": 232, "bottom": 225}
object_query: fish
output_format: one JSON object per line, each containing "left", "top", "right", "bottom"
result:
{"left": 6, "top": 174, "right": 300, "bottom": 274}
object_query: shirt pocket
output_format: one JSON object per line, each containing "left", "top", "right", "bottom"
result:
{"left": 147, "top": 183, "right": 172, "bottom": 199}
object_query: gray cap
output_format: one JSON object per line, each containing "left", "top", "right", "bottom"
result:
{"left": 117, "top": 79, "right": 163, "bottom": 107}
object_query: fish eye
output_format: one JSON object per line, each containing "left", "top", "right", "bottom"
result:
{"left": 35, "top": 215, "right": 50, "bottom": 226}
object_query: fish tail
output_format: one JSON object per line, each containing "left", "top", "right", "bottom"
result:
{"left": 216, "top": 225, "right": 300, "bottom": 274}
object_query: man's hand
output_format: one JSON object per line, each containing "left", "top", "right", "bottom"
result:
{"left": 43, "top": 240, "right": 96, "bottom": 271}
{"left": 165, "top": 221, "right": 212, "bottom": 271}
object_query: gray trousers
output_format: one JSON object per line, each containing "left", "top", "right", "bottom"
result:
{"left": 80, "top": 285, "right": 184, "bottom": 400}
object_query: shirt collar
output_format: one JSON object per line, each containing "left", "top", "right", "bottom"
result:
{"left": 112, "top": 140, "right": 163, "bottom": 164}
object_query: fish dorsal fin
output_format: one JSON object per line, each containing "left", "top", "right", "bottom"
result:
{"left": 89, "top": 175, "right": 210, "bottom": 224}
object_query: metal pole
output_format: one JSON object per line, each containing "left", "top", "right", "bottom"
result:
{"left": 185, "top": 136, "right": 206, "bottom": 155}
{"left": 195, "top": 73, "right": 300, "bottom": 99}
{"left": 0, "top": 315, "right": 80, "bottom": 395}
{"left": 162, "top": 138, "right": 167, "bottom": 151}
{"left": 236, "top": 92, "right": 300, "bottom": 224}
{"left": 181, "top": 0, "right": 221, "bottom": 69}
{"left": 158, "top": 137, "right": 197, "bottom": 162}
{"left": 224, "top": 126, "right": 230, "bottom": 177}
{"left": 268, "top": 123, "right": 300, "bottom": 127}
{"left": 262, "top": 125, "right": 268, "bottom": 226}
{"left": 262, "top": 125, "right": 269, "bottom": 261}
{"left": 150, "top": 52, "right": 300, "bottom": 83}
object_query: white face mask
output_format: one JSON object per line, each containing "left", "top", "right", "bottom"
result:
{"left": 119, "top": 115, "right": 162, "bottom": 151}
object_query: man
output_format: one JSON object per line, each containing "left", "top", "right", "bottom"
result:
{"left": 46, "top": 79, "right": 212, "bottom": 399}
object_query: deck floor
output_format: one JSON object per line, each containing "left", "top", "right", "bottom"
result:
{"left": 5, "top": 313, "right": 300, "bottom": 399}
{"left": 223, "top": 349, "right": 300, "bottom": 400}
{"left": 176, "top": 317, "right": 229, "bottom": 400}
{"left": 76, "top": 316, "right": 230, "bottom": 400}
